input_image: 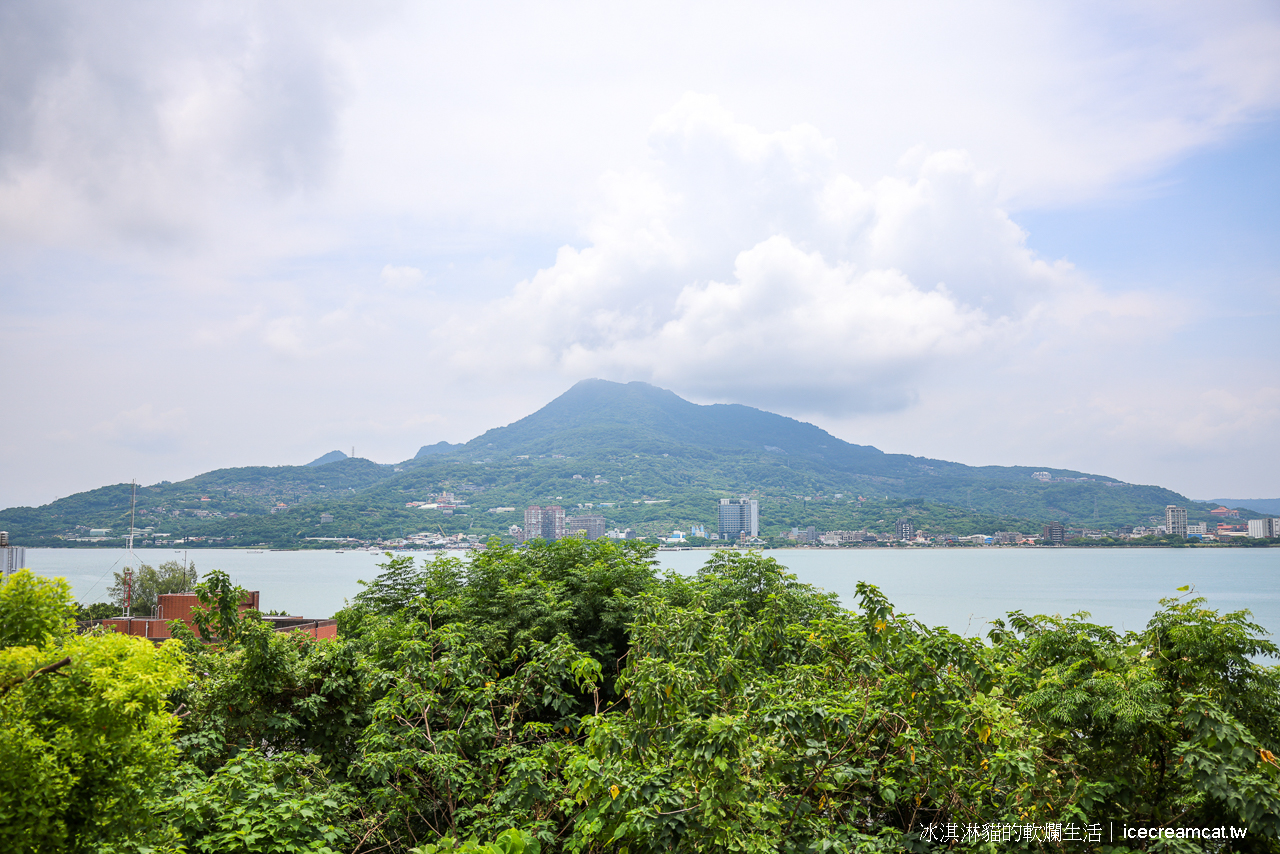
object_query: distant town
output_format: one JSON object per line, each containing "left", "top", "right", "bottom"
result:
{"left": 17, "top": 491, "right": 1273, "bottom": 560}
{"left": 501, "top": 499, "right": 1279, "bottom": 550}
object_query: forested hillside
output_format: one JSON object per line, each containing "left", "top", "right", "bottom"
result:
{"left": 0, "top": 380, "right": 1250, "bottom": 548}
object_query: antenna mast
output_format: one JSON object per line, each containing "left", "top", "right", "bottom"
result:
{"left": 125, "top": 480, "right": 137, "bottom": 618}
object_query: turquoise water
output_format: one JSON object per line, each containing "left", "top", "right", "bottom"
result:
{"left": 21, "top": 546, "right": 1280, "bottom": 638}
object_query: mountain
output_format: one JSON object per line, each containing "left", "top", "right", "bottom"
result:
{"left": 447, "top": 379, "right": 1081, "bottom": 482}
{"left": 305, "top": 450, "right": 349, "bottom": 467}
{"left": 382, "top": 379, "right": 1190, "bottom": 523}
{"left": 453, "top": 379, "right": 893, "bottom": 470}
{"left": 415, "top": 441, "right": 462, "bottom": 458}
{"left": 1, "top": 379, "right": 1236, "bottom": 548}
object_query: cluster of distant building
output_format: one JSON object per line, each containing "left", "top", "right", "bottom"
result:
{"left": 508, "top": 499, "right": 762, "bottom": 545}
{"left": 28, "top": 492, "right": 1275, "bottom": 560}
{"left": 503, "top": 498, "right": 1280, "bottom": 549}
{"left": 516, "top": 505, "right": 608, "bottom": 542}
{"left": 1151, "top": 505, "right": 1279, "bottom": 542}
{"left": 1031, "top": 472, "right": 1104, "bottom": 484}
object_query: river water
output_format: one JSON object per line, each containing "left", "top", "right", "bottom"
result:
{"left": 21, "top": 546, "right": 1280, "bottom": 639}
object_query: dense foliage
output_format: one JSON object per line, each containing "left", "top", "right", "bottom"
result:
{"left": 0, "top": 570, "right": 190, "bottom": 852}
{"left": 2, "top": 542, "right": 1278, "bottom": 852}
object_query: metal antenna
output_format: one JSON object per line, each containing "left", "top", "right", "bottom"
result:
{"left": 126, "top": 480, "right": 138, "bottom": 618}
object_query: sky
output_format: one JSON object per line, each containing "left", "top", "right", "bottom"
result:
{"left": 2, "top": 0, "right": 1278, "bottom": 509}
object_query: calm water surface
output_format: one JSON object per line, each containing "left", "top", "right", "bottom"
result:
{"left": 23, "top": 547, "right": 1280, "bottom": 638}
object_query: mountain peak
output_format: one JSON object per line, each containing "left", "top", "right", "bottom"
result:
{"left": 456, "top": 379, "right": 888, "bottom": 468}
{"left": 305, "top": 450, "right": 348, "bottom": 467}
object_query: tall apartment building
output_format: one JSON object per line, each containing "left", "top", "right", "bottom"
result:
{"left": 1165, "top": 505, "right": 1188, "bottom": 538}
{"left": 1042, "top": 521, "right": 1065, "bottom": 545}
{"left": 1247, "top": 518, "right": 1279, "bottom": 538}
{"left": 717, "top": 498, "right": 759, "bottom": 540}
{"left": 567, "top": 514, "right": 607, "bottom": 540}
{"left": 524, "top": 505, "right": 566, "bottom": 542}
{"left": 896, "top": 518, "right": 914, "bottom": 541}
{"left": 1, "top": 531, "right": 24, "bottom": 580}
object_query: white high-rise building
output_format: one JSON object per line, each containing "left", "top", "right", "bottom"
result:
{"left": 1247, "top": 518, "right": 1279, "bottom": 538}
{"left": 717, "top": 499, "right": 759, "bottom": 539}
{"left": 1, "top": 531, "right": 24, "bottom": 580}
{"left": 1165, "top": 505, "right": 1188, "bottom": 538}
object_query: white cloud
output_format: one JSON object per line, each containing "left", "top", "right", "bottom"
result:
{"left": 437, "top": 96, "right": 1126, "bottom": 415}
{"left": 4, "top": 3, "right": 1277, "bottom": 263}
{"left": 592, "top": 237, "right": 990, "bottom": 413}
{"left": 379, "top": 264, "right": 424, "bottom": 289}
{"left": 0, "top": 0, "right": 354, "bottom": 257}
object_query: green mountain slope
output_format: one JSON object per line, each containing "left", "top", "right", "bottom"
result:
{"left": 1, "top": 379, "right": 1241, "bottom": 547}
{"left": 446, "top": 379, "right": 910, "bottom": 474}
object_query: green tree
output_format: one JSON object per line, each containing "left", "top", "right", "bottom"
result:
{"left": 75, "top": 601, "right": 123, "bottom": 621}
{"left": 345, "top": 537, "right": 659, "bottom": 672}
{"left": 0, "top": 569, "right": 77, "bottom": 647}
{"left": 187, "top": 569, "right": 248, "bottom": 643}
{"left": 107, "top": 559, "right": 198, "bottom": 616}
{"left": 996, "top": 588, "right": 1280, "bottom": 834}
{"left": 0, "top": 570, "right": 190, "bottom": 852}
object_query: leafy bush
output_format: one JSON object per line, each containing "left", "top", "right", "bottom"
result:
{"left": 412, "top": 828, "right": 540, "bottom": 854}
{"left": 163, "top": 750, "right": 355, "bottom": 854}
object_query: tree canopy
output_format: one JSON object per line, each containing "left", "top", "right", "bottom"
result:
{"left": 2, "top": 545, "right": 1278, "bottom": 852}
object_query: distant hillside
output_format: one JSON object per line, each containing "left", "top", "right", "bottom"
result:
{"left": 415, "top": 441, "right": 462, "bottom": 458}
{"left": 443, "top": 380, "right": 1112, "bottom": 483}
{"left": 1, "top": 379, "right": 1233, "bottom": 548}
{"left": 384, "top": 380, "right": 1193, "bottom": 525}
{"left": 306, "top": 450, "right": 348, "bottom": 466}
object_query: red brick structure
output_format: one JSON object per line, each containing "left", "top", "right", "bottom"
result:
{"left": 97, "top": 590, "right": 336, "bottom": 642}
